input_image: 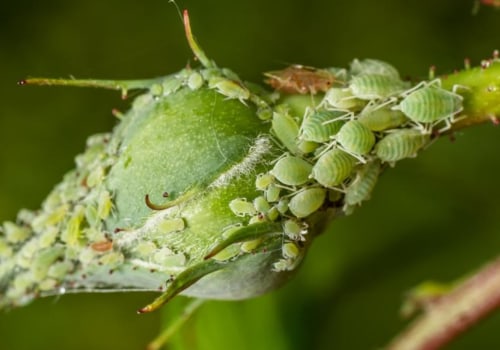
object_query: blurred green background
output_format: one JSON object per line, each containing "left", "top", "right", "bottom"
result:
{"left": 1, "top": 0, "right": 500, "bottom": 349}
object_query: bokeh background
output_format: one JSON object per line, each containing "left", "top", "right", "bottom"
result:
{"left": 1, "top": 0, "right": 500, "bottom": 349}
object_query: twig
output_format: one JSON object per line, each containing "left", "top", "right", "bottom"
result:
{"left": 387, "top": 256, "right": 500, "bottom": 350}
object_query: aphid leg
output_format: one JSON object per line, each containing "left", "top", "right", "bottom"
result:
{"left": 147, "top": 298, "right": 205, "bottom": 350}
{"left": 321, "top": 110, "right": 352, "bottom": 125}
{"left": 137, "top": 260, "right": 223, "bottom": 313}
{"left": 204, "top": 222, "right": 281, "bottom": 260}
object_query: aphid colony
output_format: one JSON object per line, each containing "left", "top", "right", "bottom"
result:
{"left": 0, "top": 11, "right": 467, "bottom": 316}
{"left": 219, "top": 58, "right": 464, "bottom": 272}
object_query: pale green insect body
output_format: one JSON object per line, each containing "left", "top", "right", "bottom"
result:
{"left": 350, "top": 58, "right": 401, "bottom": 80}
{"left": 344, "top": 160, "right": 381, "bottom": 214}
{"left": 299, "top": 110, "right": 346, "bottom": 143}
{"left": 288, "top": 188, "right": 327, "bottom": 218}
{"left": 208, "top": 76, "right": 250, "bottom": 104}
{"left": 358, "top": 105, "right": 408, "bottom": 131}
{"left": 271, "top": 111, "right": 301, "bottom": 155}
{"left": 336, "top": 120, "right": 376, "bottom": 156}
{"left": 398, "top": 85, "right": 463, "bottom": 124}
{"left": 349, "top": 74, "right": 406, "bottom": 100}
{"left": 311, "top": 149, "right": 356, "bottom": 187}
{"left": 270, "top": 156, "right": 313, "bottom": 186}
{"left": 375, "top": 129, "right": 430, "bottom": 162}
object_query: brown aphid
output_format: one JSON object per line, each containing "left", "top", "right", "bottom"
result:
{"left": 90, "top": 240, "right": 113, "bottom": 252}
{"left": 264, "top": 65, "right": 342, "bottom": 94}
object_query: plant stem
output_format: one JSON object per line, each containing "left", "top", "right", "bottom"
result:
{"left": 386, "top": 256, "right": 500, "bottom": 350}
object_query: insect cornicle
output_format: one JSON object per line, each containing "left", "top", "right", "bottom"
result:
{"left": 0, "top": 7, "right": 481, "bottom": 346}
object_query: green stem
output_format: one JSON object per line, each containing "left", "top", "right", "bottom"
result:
{"left": 443, "top": 60, "right": 500, "bottom": 131}
{"left": 386, "top": 256, "right": 500, "bottom": 350}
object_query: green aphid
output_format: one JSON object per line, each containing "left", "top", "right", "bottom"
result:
{"left": 253, "top": 196, "right": 271, "bottom": 214}
{"left": 241, "top": 238, "right": 264, "bottom": 253}
{"left": 336, "top": 120, "right": 376, "bottom": 156}
{"left": 229, "top": 198, "right": 257, "bottom": 217}
{"left": 270, "top": 156, "right": 312, "bottom": 186}
{"left": 31, "top": 245, "right": 65, "bottom": 281}
{"left": 282, "top": 242, "right": 300, "bottom": 259}
{"left": 349, "top": 74, "right": 406, "bottom": 100}
{"left": 0, "top": 238, "right": 13, "bottom": 259}
{"left": 350, "top": 58, "right": 400, "bottom": 79}
{"left": 271, "top": 111, "right": 301, "bottom": 155}
{"left": 208, "top": 76, "right": 250, "bottom": 104}
{"left": 397, "top": 84, "right": 463, "bottom": 126}
{"left": 275, "top": 198, "right": 289, "bottom": 215}
{"left": 344, "top": 160, "right": 381, "bottom": 214}
{"left": 299, "top": 110, "right": 346, "bottom": 143}
{"left": 255, "top": 173, "right": 274, "bottom": 191}
{"left": 297, "top": 140, "right": 319, "bottom": 154}
{"left": 322, "top": 88, "right": 366, "bottom": 110}
{"left": 187, "top": 71, "right": 204, "bottom": 90}
{"left": 47, "top": 261, "right": 74, "bottom": 280}
{"left": 61, "top": 205, "right": 85, "bottom": 247}
{"left": 2, "top": 221, "right": 31, "bottom": 244}
{"left": 266, "top": 207, "right": 280, "bottom": 221}
{"left": 99, "top": 251, "right": 125, "bottom": 268}
{"left": 157, "top": 218, "right": 185, "bottom": 234}
{"left": 39, "top": 226, "right": 59, "bottom": 248}
{"left": 97, "top": 190, "right": 113, "bottom": 220}
{"left": 288, "top": 188, "right": 326, "bottom": 218}
{"left": 31, "top": 204, "right": 68, "bottom": 232}
{"left": 358, "top": 105, "right": 408, "bottom": 131}
{"left": 265, "top": 184, "right": 281, "bottom": 203}
{"left": 86, "top": 166, "right": 106, "bottom": 188}
{"left": 375, "top": 129, "right": 430, "bottom": 162}
{"left": 311, "top": 149, "right": 356, "bottom": 187}
{"left": 283, "top": 219, "right": 307, "bottom": 241}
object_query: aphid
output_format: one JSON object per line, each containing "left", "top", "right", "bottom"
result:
{"left": 187, "top": 71, "right": 204, "bottom": 90}
{"left": 266, "top": 207, "right": 280, "bottom": 221}
{"left": 358, "top": 105, "right": 408, "bottom": 131}
{"left": 208, "top": 76, "right": 250, "bottom": 104}
{"left": 255, "top": 173, "right": 274, "bottom": 191}
{"left": 336, "top": 120, "right": 376, "bottom": 157}
{"left": 264, "top": 65, "right": 342, "bottom": 94}
{"left": 311, "top": 149, "right": 356, "bottom": 187}
{"left": 153, "top": 249, "right": 186, "bottom": 268}
{"left": 283, "top": 219, "right": 307, "bottom": 241}
{"left": 275, "top": 198, "right": 290, "bottom": 215}
{"left": 282, "top": 242, "right": 300, "bottom": 259}
{"left": 229, "top": 198, "right": 257, "bottom": 217}
{"left": 31, "top": 246, "right": 65, "bottom": 281}
{"left": 288, "top": 188, "right": 326, "bottom": 218}
{"left": 97, "top": 190, "right": 113, "bottom": 220}
{"left": 322, "top": 88, "right": 366, "bottom": 110}
{"left": 39, "top": 226, "right": 59, "bottom": 248}
{"left": 86, "top": 166, "right": 105, "bottom": 188}
{"left": 349, "top": 74, "right": 406, "bottom": 100}
{"left": 299, "top": 110, "right": 346, "bottom": 143}
{"left": 272, "top": 258, "right": 295, "bottom": 272}
{"left": 2, "top": 221, "right": 31, "bottom": 243}
{"left": 397, "top": 84, "right": 463, "bottom": 130}
{"left": 344, "top": 160, "right": 381, "bottom": 213}
{"left": 253, "top": 196, "right": 271, "bottom": 214}
{"left": 375, "top": 129, "right": 430, "bottom": 162}
{"left": 157, "top": 218, "right": 185, "bottom": 234}
{"left": 47, "top": 261, "right": 74, "bottom": 279}
{"left": 61, "top": 205, "right": 85, "bottom": 247}
{"left": 270, "top": 156, "right": 313, "bottom": 186}
{"left": 0, "top": 238, "right": 13, "bottom": 259}
{"left": 99, "top": 251, "right": 125, "bottom": 268}
{"left": 240, "top": 238, "right": 263, "bottom": 253}
{"left": 350, "top": 58, "right": 401, "bottom": 79}
{"left": 265, "top": 184, "right": 281, "bottom": 203}
{"left": 271, "top": 111, "right": 301, "bottom": 155}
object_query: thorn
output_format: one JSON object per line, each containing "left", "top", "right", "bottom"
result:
{"left": 428, "top": 65, "right": 436, "bottom": 80}
{"left": 490, "top": 115, "right": 499, "bottom": 125}
{"left": 112, "top": 108, "right": 124, "bottom": 119}
{"left": 493, "top": 49, "right": 499, "bottom": 60}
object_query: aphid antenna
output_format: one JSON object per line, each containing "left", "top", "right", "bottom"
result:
{"left": 337, "top": 145, "right": 368, "bottom": 164}
{"left": 18, "top": 77, "right": 165, "bottom": 99}
{"left": 183, "top": 10, "right": 216, "bottom": 69}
